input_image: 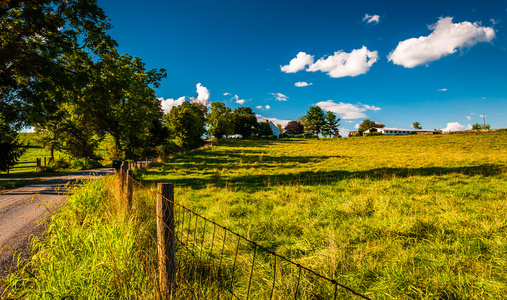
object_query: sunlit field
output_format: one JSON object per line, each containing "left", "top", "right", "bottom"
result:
{"left": 137, "top": 132, "right": 507, "bottom": 299}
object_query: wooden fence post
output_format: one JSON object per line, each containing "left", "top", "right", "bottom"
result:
{"left": 119, "top": 161, "right": 128, "bottom": 196}
{"left": 125, "top": 169, "right": 133, "bottom": 212}
{"left": 157, "top": 183, "right": 176, "bottom": 298}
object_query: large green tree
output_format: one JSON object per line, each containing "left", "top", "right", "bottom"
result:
{"left": 164, "top": 101, "right": 205, "bottom": 147}
{"left": 233, "top": 107, "right": 258, "bottom": 138}
{"left": 322, "top": 111, "right": 340, "bottom": 137}
{"left": 305, "top": 106, "right": 326, "bottom": 138}
{"left": 207, "top": 102, "right": 233, "bottom": 139}
{"left": 1, "top": 0, "right": 116, "bottom": 164}
{"left": 358, "top": 119, "right": 385, "bottom": 132}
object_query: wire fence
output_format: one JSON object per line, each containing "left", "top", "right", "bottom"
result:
{"left": 117, "top": 161, "right": 372, "bottom": 300}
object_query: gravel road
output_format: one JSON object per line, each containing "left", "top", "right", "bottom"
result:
{"left": 0, "top": 167, "right": 114, "bottom": 286}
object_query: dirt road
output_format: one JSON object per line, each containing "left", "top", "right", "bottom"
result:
{"left": 0, "top": 168, "right": 114, "bottom": 283}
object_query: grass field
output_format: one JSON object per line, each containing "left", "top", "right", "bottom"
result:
{"left": 135, "top": 132, "right": 507, "bottom": 298}
{"left": 3, "top": 132, "right": 506, "bottom": 299}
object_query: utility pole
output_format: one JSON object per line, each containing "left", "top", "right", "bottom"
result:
{"left": 483, "top": 113, "right": 486, "bottom": 128}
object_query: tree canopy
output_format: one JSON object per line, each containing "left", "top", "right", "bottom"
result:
{"left": 322, "top": 111, "right": 340, "bottom": 137}
{"left": 284, "top": 121, "right": 304, "bottom": 136}
{"left": 164, "top": 101, "right": 205, "bottom": 147}
{"left": 304, "top": 106, "right": 326, "bottom": 137}
{"left": 358, "top": 119, "right": 385, "bottom": 132}
{"left": 207, "top": 102, "right": 233, "bottom": 139}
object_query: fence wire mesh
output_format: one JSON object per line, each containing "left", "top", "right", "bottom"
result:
{"left": 120, "top": 164, "right": 371, "bottom": 300}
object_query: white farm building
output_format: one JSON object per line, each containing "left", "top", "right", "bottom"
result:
{"left": 364, "top": 127, "right": 437, "bottom": 135}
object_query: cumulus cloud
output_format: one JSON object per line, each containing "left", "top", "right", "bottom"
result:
{"left": 282, "top": 47, "right": 378, "bottom": 78}
{"left": 480, "top": 114, "right": 486, "bottom": 118}
{"left": 307, "top": 46, "right": 378, "bottom": 78}
{"left": 388, "top": 17, "right": 495, "bottom": 68}
{"left": 234, "top": 95, "right": 246, "bottom": 105}
{"left": 270, "top": 92, "right": 289, "bottom": 101}
{"left": 442, "top": 122, "right": 472, "bottom": 132}
{"left": 159, "top": 96, "right": 186, "bottom": 114}
{"left": 363, "top": 14, "right": 380, "bottom": 24}
{"left": 437, "top": 88, "right": 448, "bottom": 91}
{"left": 255, "top": 105, "right": 271, "bottom": 110}
{"left": 280, "top": 52, "right": 314, "bottom": 73}
{"left": 316, "top": 100, "right": 381, "bottom": 119}
{"left": 355, "top": 123, "right": 360, "bottom": 129}
{"left": 196, "top": 83, "right": 210, "bottom": 101}
{"left": 256, "top": 114, "right": 291, "bottom": 128}
{"left": 223, "top": 92, "right": 230, "bottom": 96}
{"left": 466, "top": 116, "right": 472, "bottom": 120}
{"left": 294, "top": 81, "right": 313, "bottom": 87}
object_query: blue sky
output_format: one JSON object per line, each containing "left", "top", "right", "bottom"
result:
{"left": 97, "top": 0, "right": 507, "bottom": 135}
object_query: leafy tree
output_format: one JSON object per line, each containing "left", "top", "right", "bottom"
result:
{"left": 207, "top": 102, "right": 233, "bottom": 139}
{"left": 472, "top": 123, "right": 491, "bottom": 130}
{"left": 1, "top": 0, "right": 116, "bottom": 129}
{"left": 276, "top": 123, "right": 283, "bottom": 137}
{"left": 412, "top": 122, "right": 422, "bottom": 130}
{"left": 296, "top": 116, "right": 308, "bottom": 132}
{"left": 305, "top": 106, "right": 326, "bottom": 138}
{"left": 358, "top": 119, "right": 385, "bottom": 132}
{"left": 257, "top": 121, "right": 273, "bottom": 136}
{"left": 233, "top": 107, "right": 258, "bottom": 138}
{"left": 164, "top": 101, "right": 205, "bottom": 147}
{"left": 322, "top": 111, "right": 340, "bottom": 137}
{"left": 0, "top": 123, "right": 26, "bottom": 172}
{"left": 284, "top": 121, "right": 304, "bottom": 136}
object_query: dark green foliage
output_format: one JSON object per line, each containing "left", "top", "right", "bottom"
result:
{"left": 358, "top": 119, "right": 385, "bottom": 132}
{"left": 0, "top": 124, "right": 27, "bottom": 172}
{"left": 412, "top": 122, "right": 422, "bottom": 130}
{"left": 164, "top": 101, "right": 206, "bottom": 147}
{"left": 257, "top": 121, "right": 273, "bottom": 136}
{"left": 472, "top": 122, "right": 491, "bottom": 130}
{"left": 304, "top": 106, "right": 326, "bottom": 137}
{"left": 322, "top": 111, "right": 340, "bottom": 137}
{"left": 207, "top": 102, "right": 233, "bottom": 139}
{"left": 233, "top": 107, "right": 258, "bottom": 138}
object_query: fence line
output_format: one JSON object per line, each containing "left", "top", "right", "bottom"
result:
{"left": 117, "top": 162, "right": 372, "bottom": 300}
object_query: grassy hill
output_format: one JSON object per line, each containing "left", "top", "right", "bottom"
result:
{"left": 137, "top": 132, "right": 507, "bottom": 298}
{"left": 3, "top": 132, "right": 506, "bottom": 299}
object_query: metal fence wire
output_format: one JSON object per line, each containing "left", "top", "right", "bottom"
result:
{"left": 120, "top": 165, "right": 372, "bottom": 300}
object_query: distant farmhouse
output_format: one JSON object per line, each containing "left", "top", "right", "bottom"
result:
{"left": 349, "top": 127, "right": 438, "bottom": 137}
{"left": 267, "top": 120, "right": 280, "bottom": 138}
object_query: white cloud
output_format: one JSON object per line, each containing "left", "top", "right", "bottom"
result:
{"left": 355, "top": 123, "right": 360, "bottom": 129}
{"left": 223, "top": 92, "right": 230, "bottom": 96}
{"left": 255, "top": 105, "right": 272, "bottom": 110}
{"left": 339, "top": 127, "right": 349, "bottom": 137}
{"left": 363, "top": 14, "right": 380, "bottom": 24}
{"left": 470, "top": 112, "right": 476, "bottom": 115}
{"left": 316, "top": 100, "right": 382, "bottom": 119}
{"left": 256, "top": 114, "right": 291, "bottom": 128}
{"left": 159, "top": 96, "right": 186, "bottom": 114}
{"left": 281, "top": 47, "right": 378, "bottom": 78}
{"left": 466, "top": 116, "right": 472, "bottom": 120}
{"left": 437, "top": 88, "right": 448, "bottom": 91}
{"left": 388, "top": 17, "right": 495, "bottom": 68}
{"left": 442, "top": 122, "right": 472, "bottom": 132}
{"left": 196, "top": 83, "right": 210, "bottom": 101}
{"left": 280, "top": 52, "right": 314, "bottom": 73}
{"left": 307, "top": 46, "right": 378, "bottom": 78}
{"left": 270, "top": 92, "right": 289, "bottom": 101}
{"left": 480, "top": 114, "right": 486, "bottom": 118}
{"left": 294, "top": 81, "right": 313, "bottom": 87}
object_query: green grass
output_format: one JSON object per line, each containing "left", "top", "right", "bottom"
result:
{"left": 135, "top": 132, "right": 507, "bottom": 299}
{"left": 2, "top": 132, "right": 506, "bottom": 299}
{"left": 1, "top": 177, "right": 161, "bottom": 299}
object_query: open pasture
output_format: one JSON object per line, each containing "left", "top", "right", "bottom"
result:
{"left": 139, "top": 132, "right": 507, "bottom": 299}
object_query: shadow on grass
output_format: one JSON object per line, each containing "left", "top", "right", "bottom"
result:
{"left": 140, "top": 164, "right": 504, "bottom": 191}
